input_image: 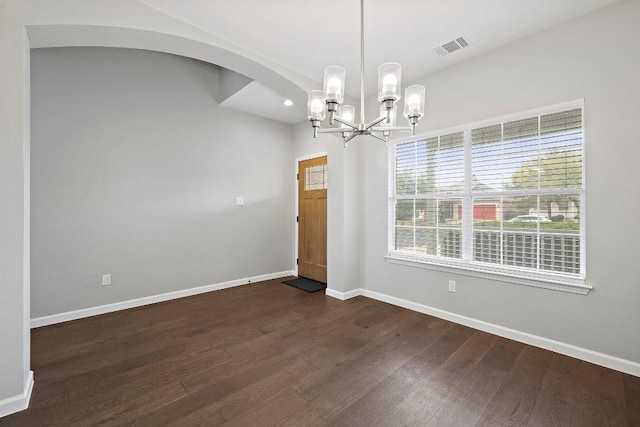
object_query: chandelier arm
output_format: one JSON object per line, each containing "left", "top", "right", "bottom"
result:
{"left": 370, "top": 126, "right": 413, "bottom": 132}
{"left": 333, "top": 116, "right": 359, "bottom": 130}
{"left": 367, "top": 132, "right": 388, "bottom": 143}
{"left": 344, "top": 131, "right": 360, "bottom": 144}
{"left": 365, "top": 114, "right": 388, "bottom": 130}
{"left": 317, "top": 128, "right": 349, "bottom": 134}
{"left": 360, "top": 0, "right": 365, "bottom": 124}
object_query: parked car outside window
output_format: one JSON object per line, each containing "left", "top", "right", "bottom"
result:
{"left": 508, "top": 215, "right": 552, "bottom": 223}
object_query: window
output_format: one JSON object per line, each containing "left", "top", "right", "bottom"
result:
{"left": 305, "top": 163, "right": 328, "bottom": 190}
{"left": 388, "top": 102, "right": 587, "bottom": 293}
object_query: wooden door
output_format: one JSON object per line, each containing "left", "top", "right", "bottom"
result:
{"left": 298, "top": 156, "right": 327, "bottom": 283}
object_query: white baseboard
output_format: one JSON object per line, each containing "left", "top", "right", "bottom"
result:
{"left": 31, "top": 271, "right": 295, "bottom": 328}
{"left": 325, "top": 288, "right": 362, "bottom": 300}
{"left": 328, "top": 287, "right": 640, "bottom": 378}
{"left": 0, "top": 370, "right": 34, "bottom": 418}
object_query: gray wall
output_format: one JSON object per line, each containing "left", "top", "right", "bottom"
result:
{"left": 31, "top": 47, "right": 294, "bottom": 318}
{"left": 357, "top": 0, "right": 640, "bottom": 363}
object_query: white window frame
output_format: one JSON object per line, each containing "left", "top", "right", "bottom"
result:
{"left": 386, "top": 100, "right": 590, "bottom": 294}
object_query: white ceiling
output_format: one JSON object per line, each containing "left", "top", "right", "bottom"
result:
{"left": 139, "top": 0, "right": 619, "bottom": 123}
{"left": 220, "top": 80, "right": 306, "bottom": 124}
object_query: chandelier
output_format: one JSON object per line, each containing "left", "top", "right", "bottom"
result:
{"left": 307, "top": 0, "right": 426, "bottom": 146}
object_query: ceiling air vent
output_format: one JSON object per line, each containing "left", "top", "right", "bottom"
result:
{"left": 435, "top": 36, "right": 470, "bottom": 56}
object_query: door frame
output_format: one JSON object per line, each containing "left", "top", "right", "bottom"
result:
{"left": 294, "top": 151, "right": 328, "bottom": 278}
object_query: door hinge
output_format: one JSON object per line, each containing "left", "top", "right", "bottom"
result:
{"left": 296, "top": 173, "right": 299, "bottom": 180}
{"left": 296, "top": 216, "right": 299, "bottom": 222}
{"left": 296, "top": 258, "right": 299, "bottom": 265}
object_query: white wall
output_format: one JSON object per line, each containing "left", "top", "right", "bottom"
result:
{"left": 358, "top": 0, "right": 640, "bottom": 364}
{"left": 0, "top": 4, "right": 31, "bottom": 405}
{"left": 30, "top": 47, "right": 294, "bottom": 318}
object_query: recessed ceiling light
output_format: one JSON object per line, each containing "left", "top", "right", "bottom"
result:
{"left": 283, "top": 99, "right": 293, "bottom": 107}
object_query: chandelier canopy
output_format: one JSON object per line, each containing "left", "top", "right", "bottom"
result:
{"left": 308, "top": 0, "right": 426, "bottom": 145}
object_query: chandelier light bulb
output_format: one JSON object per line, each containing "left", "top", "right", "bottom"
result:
{"left": 377, "top": 62, "right": 402, "bottom": 103}
{"left": 339, "top": 105, "right": 355, "bottom": 128}
{"left": 407, "top": 94, "right": 421, "bottom": 113}
{"left": 307, "top": 90, "right": 326, "bottom": 121}
{"left": 326, "top": 78, "right": 342, "bottom": 104}
{"left": 311, "top": 99, "right": 323, "bottom": 114}
{"left": 323, "top": 66, "right": 346, "bottom": 104}
{"left": 404, "top": 85, "right": 426, "bottom": 119}
{"left": 382, "top": 74, "right": 397, "bottom": 85}
{"left": 382, "top": 74, "right": 398, "bottom": 97}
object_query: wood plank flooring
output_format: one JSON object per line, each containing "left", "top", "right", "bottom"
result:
{"left": 2, "top": 277, "right": 638, "bottom": 426}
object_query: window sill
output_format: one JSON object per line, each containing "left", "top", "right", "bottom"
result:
{"left": 385, "top": 254, "right": 591, "bottom": 295}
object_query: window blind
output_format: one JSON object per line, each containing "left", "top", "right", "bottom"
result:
{"left": 390, "top": 105, "right": 584, "bottom": 284}
{"left": 394, "top": 133, "right": 464, "bottom": 258}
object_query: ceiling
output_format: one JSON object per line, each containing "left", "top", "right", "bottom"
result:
{"left": 139, "top": 0, "right": 620, "bottom": 123}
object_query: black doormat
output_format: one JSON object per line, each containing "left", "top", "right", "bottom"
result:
{"left": 282, "top": 277, "right": 327, "bottom": 293}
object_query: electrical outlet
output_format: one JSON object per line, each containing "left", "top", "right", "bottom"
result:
{"left": 448, "top": 280, "right": 456, "bottom": 293}
{"left": 102, "top": 274, "right": 111, "bottom": 286}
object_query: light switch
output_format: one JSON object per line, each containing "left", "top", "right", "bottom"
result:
{"left": 235, "top": 196, "right": 244, "bottom": 206}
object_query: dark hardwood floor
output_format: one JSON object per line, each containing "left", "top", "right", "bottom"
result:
{"left": 2, "top": 277, "right": 639, "bottom": 426}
